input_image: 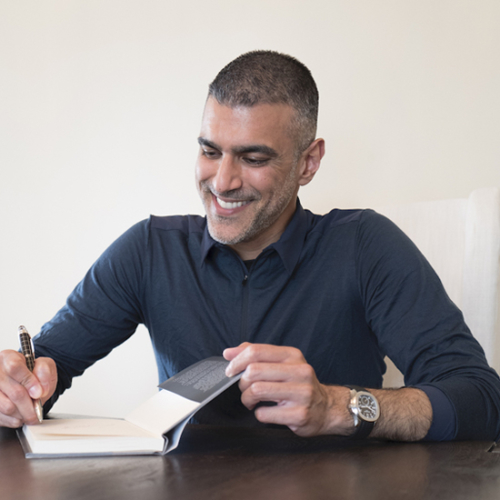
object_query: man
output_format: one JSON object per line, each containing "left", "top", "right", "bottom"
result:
{"left": 1, "top": 51, "right": 499, "bottom": 441}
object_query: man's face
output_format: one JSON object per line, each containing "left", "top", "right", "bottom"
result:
{"left": 195, "top": 98, "right": 303, "bottom": 256}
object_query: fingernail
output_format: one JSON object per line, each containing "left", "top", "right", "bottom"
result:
{"left": 29, "top": 386, "right": 41, "bottom": 399}
{"left": 225, "top": 362, "right": 233, "bottom": 377}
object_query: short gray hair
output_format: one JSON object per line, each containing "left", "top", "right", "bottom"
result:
{"left": 208, "top": 51, "right": 319, "bottom": 154}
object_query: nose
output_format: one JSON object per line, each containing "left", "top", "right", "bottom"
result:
{"left": 212, "top": 155, "right": 243, "bottom": 194}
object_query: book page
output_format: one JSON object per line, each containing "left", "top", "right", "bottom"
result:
{"left": 125, "top": 389, "right": 200, "bottom": 437}
{"left": 126, "top": 357, "right": 242, "bottom": 444}
{"left": 25, "top": 418, "right": 158, "bottom": 440}
{"left": 22, "top": 418, "right": 165, "bottom": 455}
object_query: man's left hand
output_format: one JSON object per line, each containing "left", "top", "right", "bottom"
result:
{"left": 223, "top": 343, "right": 353, "bottom": 437}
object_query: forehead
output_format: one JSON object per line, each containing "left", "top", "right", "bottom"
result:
{"left": 200, "top": 97, "right": 296, "bottom": 149}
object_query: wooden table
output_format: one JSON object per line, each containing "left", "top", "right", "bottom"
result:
{"left": 1, "top": 424, "right": 500, "bottom": 500}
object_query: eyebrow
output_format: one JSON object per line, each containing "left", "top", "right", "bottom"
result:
{"left": 197, "top": 137, "right": 278, "bottom": 158}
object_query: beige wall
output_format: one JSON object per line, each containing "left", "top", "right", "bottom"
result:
{"left": 1, "top": 1, "right": 499, "bottom": 416}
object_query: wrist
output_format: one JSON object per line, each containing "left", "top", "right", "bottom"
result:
{"left": 345, "top": 386, "right": 381, "bottom": 439}
{"left": 321, "top": 385, "right": 357, "bottom": 436}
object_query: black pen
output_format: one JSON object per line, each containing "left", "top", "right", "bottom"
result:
{"left": 18, "top": 325, "right": 43, "bottom": 423}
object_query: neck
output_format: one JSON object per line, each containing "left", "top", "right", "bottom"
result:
{"left": 229, "top": 200, "right": 297, "bottom": 261}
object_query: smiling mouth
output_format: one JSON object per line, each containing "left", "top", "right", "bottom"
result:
{"left": 216, "top": 197, "right": 251, "bottom": 210}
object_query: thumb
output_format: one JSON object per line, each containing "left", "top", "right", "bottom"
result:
{"left": 32, "top": 357, "right": 58, "bottom": 400}
{"left": 23, "top": 372, "right": 43, "bottom": 399}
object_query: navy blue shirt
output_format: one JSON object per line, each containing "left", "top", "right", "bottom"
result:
{"left": 34, "top": 201, "right": 500, "bottom": 440}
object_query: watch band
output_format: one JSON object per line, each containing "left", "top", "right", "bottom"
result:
{"left": 346, "top": 385, "right": 376, "bottom": 439}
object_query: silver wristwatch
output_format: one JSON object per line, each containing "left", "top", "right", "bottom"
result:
{"left": 347, "top": 385, "right": 380, "bottom": 439}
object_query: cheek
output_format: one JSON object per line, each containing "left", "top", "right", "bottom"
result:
{"left": 248, "top": 171, "right": 283, "bottom": 197}
{"left": 195, "top": 157, "right": 211, "bottom": 184}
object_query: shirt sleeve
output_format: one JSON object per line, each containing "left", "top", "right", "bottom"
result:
{"left": 416, "top": 385, "right": 457, "bottom": 441}
{"left": 356, "top": 210, "right": 500, "bottom": 441}
{"left": 33, "top": 219, "right": 150, "bottom": 412}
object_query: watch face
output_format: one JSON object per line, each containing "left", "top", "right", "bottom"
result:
{"left": 357, "top": 393, "right": 380, "bottom": 422}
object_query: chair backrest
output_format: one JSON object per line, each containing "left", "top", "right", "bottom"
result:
{"left": 374, "top": 187, "right": 500, "bottom": 386}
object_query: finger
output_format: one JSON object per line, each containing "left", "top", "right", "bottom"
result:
{"left": 33, "top": 357, "right": 58, "bottom": 402}
{"left": 241, "top": 380, "right": 315, "bottom": 410}
{"left": 0, "top": 412, "right": 23, "bottom": 428}
{"left": 1, "top": 350, "right": 43, "bottom": 399}
{"left": 226, "top": 344, "right": 304, "bottom": 377}
{"left": 0, "top": 351, "right": 42, "bottom": 425}
{"left": 0, "top": 381, "right": 40, "bottom": 425}
{"left": 239, "top": 362, "right": 316, "bottom": 392}
{"left": 253, "top": 404, "right": 318, "bottom": 436}
{"left": 223, "top": 342, "right": 252, "bottom": 361}
{"left": 0, "top": 391, "right": 23, "bottom": 427}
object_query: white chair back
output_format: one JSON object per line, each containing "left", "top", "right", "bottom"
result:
{"left": 375, "top": 187, "right": 500, "bottom": 386}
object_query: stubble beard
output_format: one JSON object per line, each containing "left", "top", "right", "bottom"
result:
{"left": 201, "top": 166, "right": 299, "bottom": 247}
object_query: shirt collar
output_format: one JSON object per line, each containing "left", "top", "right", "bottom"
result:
{"left": 266, "top": 199, "right": 309, "bottom": 275}
{"left": 200, "top": 221, "right": 218, "bottom": 264}
{"left": 200, "top": 199, "right": 310, "bottom": 275}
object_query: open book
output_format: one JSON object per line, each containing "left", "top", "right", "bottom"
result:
{"left": 18, "top": 357, "right": 242, "bottom": 458}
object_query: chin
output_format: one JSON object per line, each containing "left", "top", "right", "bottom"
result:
{"left": 208, "top": 228, "right": 242, "bottom": 246}
{"left": 206, "top": 219, "right": 247, "bottom": 246}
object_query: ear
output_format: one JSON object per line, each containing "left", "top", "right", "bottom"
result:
{"left": 298, "top": 138, "right": 325, "bottom": 186}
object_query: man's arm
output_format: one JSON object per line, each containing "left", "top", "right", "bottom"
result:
{"left": 369, "top": 387, "right": 431, "bottom": 440}
{"left": 354, "top": 211, "right": 500, "bottom": 440}
{"left": 0, "top": 221, "right": 153, "bottom": 429}
{"left": 224, "top": 343, "right": 432, "bottom": 441}
{"left": 0, "top": 350, "right": 57, "bottom": 428}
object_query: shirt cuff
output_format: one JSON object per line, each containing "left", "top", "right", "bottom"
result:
{"left": 415, "top": 384, "right": 458, "bottom": 441}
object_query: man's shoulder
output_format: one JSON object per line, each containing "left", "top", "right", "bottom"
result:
{"left": 149, "top": 214, "right": 206, "bottom": 235}
{"left": 109, "top": 214, "right": 207, "bottom": 252}
{"left": 308, "top": 207, "right": 385, "bottom": 232}
{"left": 305, "top": 208, "right": 404, "bottom": 254}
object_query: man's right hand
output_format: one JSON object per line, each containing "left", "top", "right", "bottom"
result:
{"left": 0, "top": 349, "right": 57, "bottom": 428}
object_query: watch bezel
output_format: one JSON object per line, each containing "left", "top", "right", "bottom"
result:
{"left": 352, "top": 390, "right": 380, "bottom": 423}
{"left": 346, "top": 386, "right": 380, "bottom": 439}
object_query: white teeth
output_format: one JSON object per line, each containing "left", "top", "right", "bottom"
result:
{"left": 217, "top": 197, "right": 249, "bottom": 209}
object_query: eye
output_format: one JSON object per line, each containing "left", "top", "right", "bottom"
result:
{"left": 201, "top": 148, "right": 220, "bottom": 159}
{"left": 244, "top": 156, "right": 269, "bottom": 166}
